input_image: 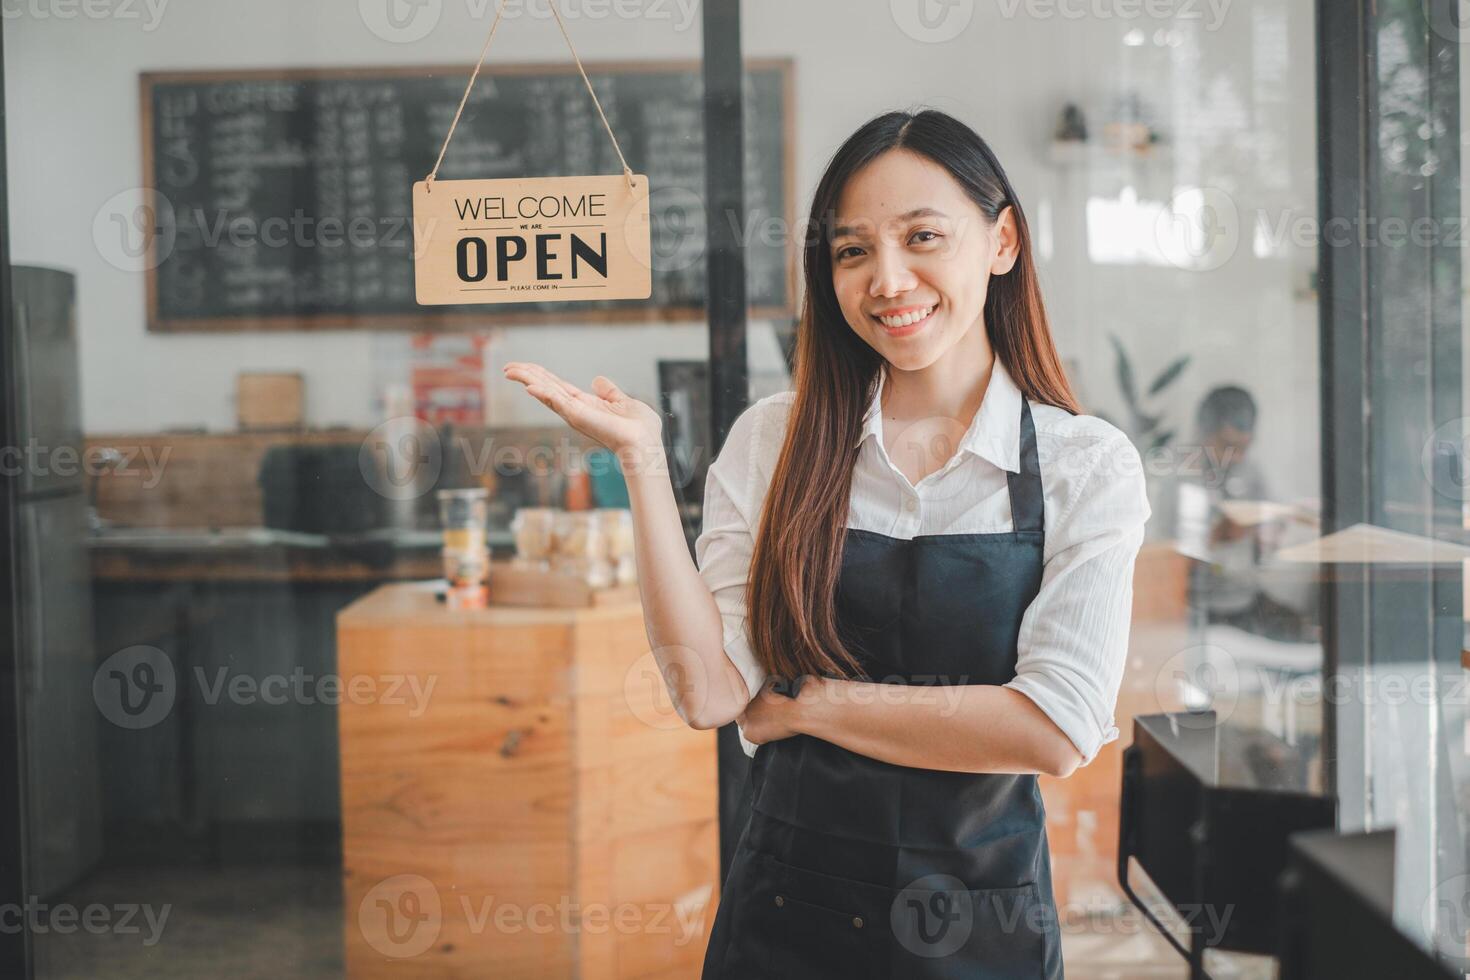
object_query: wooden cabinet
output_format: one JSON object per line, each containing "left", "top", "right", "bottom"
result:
{"left": 337, "top": 583, "right": 720, "bottom": 979}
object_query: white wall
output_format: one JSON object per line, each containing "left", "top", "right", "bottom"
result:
{"left": 749, "top": 0, "right": 1322, "bottom": 509}
{"left": 4, "top": 0, "right": 1319, "bottom": 502}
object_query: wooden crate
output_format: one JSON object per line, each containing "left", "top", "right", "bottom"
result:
{"left": 337, "top": 585, "right": 719, "bottom": 978}
{"left": 487, "top": 561, "right": 639, "bottom": 607}
{"left": 237, "top": 372, "right": 305, "bottom": 430}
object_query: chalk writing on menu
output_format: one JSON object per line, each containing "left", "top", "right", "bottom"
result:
{"left": 143, "top": 63, "right": 792, "bottom": 331}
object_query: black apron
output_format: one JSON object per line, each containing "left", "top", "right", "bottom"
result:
{"left": 702, "top": 396, "right": 1064, "bottom": 979}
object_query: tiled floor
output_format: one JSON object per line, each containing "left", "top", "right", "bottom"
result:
{"left": 30, "top": 864, "right": 344, "bottom": 980}
{"left": 1061, "top": 901, "right": 1276, "bottom": 979}
{"left": 32, "top": 863, "right": 1277, "bottom": 978}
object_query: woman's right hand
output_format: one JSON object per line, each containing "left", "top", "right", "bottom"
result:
{"left": 503, "top": 362, "right": 664, "bottom": 465}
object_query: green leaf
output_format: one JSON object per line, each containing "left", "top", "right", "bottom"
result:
{"left": 1147, "top": 355, "right": 1191, "bottom": 396}
{"left": 1110, "top": 333, "right": 1138, "bottom": 407}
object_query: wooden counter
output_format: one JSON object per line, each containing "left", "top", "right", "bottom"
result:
{"left": 91, "top": 543, "right": 444, "bottom": 583}
{"left": 336, "top": 582, "right": 719, "bottom": 979}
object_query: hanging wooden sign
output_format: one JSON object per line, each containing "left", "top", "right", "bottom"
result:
{"left": 411, "top": 0, "right": 652, "bottom": 308}
{"left": 413, "top": 174, "right": 651, "bottom": 306}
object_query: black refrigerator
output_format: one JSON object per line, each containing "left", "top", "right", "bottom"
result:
{"left": 12, "top": 264, "right": 103, "bottom": 898}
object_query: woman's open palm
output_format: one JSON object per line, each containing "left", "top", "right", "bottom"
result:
{"left": 503, "top": 362, "right": 663, "bottom": 459}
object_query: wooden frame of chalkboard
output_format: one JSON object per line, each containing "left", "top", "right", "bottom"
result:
{"left": 139, "top": 59, "right": 795, "bottom": 332}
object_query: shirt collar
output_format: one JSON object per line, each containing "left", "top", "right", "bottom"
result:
{"left": 855, "top": 358, "right": 1023, "bottom": 474}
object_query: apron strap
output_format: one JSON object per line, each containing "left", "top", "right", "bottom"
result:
{"left": 1006, "top": 397, "right": 1045, "bottom": 534}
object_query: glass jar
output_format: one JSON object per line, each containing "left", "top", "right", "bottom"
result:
{"left": 441, "top": 544, "right": 489, "bottom": 609}
{"left": 595, "top": 508, "right": 635, "bottom": 562}
{"left": 614, "top": 553, "right": 637, "bottom": 586}
{"left": 510, "top": 507, "right": 559, "bottom": 567}
{"left": 553, "top": 510, "right": 604, "bottom": 561}
{"left": 437, "top": 487, "right": 489, "bottom": 553}
{"left": 437, "top": 486, "right": 489, "bottom": 528}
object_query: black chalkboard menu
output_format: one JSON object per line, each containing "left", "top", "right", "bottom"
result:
{"left": 140, "top": 60, "right": 793, "bottom": 331}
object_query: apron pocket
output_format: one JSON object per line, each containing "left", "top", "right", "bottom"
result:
{"left": 891, "top": 879, "right": 1052, "bottom": 978}
{"left": 753, "top": 852, "right": 890, "bottom": 980}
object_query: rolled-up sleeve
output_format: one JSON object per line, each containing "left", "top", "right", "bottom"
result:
{"left": 692, "top": 400, "right": 776, "bottom": 742}
{"left": 1004, "top": 429, "right": 1151, "bottom": 768}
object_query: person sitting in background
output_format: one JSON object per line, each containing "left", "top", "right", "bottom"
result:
{"left": 1155, "top": 385, "right": 1317, "bottom": 643}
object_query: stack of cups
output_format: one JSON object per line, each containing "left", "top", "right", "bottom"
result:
{"left": 437, "top": 488, "right": 490, "bottom": 609}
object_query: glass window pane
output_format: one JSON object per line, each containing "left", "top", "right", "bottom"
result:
{"left": 741, "top": 2, "right": 1319, "bottom": 973}
{"left": 6, "top": 5, "right": 725, "bottom": 977}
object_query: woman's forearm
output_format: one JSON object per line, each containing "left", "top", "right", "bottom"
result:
{"left": 496, "top": 362, "right": 749, "bottom": 730}
{"left": 793, "top": 676, "right": 1083, "bottom": 777}
{"left": 623, "top": 464, "right": 752, "bottom": 730}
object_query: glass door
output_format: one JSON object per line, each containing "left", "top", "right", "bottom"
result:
{"left": 7, "top": 0, "right": 1469, "bottom": 976}
{"left": 0, "top": 2, "right": 747, "bottom": 977}
{"left": 1318, "top": 0, "right": 1467, "bottom": 965}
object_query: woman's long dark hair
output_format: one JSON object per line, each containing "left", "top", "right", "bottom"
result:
{"left": 746, "top": 108, "right": 1082, "bottom": 683}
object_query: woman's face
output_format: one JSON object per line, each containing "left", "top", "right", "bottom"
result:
{"left": 829, "top": 148, "right": 1018, "bottom": 372}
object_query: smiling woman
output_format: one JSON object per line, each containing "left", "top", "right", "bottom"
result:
{"left": 747, "top": 111, "right": 1084, "bottom": 688}
{"left": 505, "top": 108, "right": 1150, "bottom": 980}
{"left": 690, "top": 113, "right": 1148, "bottom": 980}
{"left": 831, "top": 188, "right": 1012, "bottom": 349}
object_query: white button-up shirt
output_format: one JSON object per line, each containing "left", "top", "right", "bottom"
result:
{"left": 694, "top": 357, "right": 1152, "bottom": 765}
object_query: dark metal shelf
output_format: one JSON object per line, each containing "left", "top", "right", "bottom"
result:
{"left": 1118, "top": 712, "right": 1336, "bottom": 978}
{"left": 1279, "top": 829, "right": 1458, "bottom": 979}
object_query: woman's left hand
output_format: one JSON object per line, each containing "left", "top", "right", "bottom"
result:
{"left": 736, "top": 676, "right": 819, "bottom": 746}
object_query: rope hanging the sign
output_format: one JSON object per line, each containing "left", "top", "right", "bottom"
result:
{"left": 424, "top": 0, "right": 636, "bottom": 194}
